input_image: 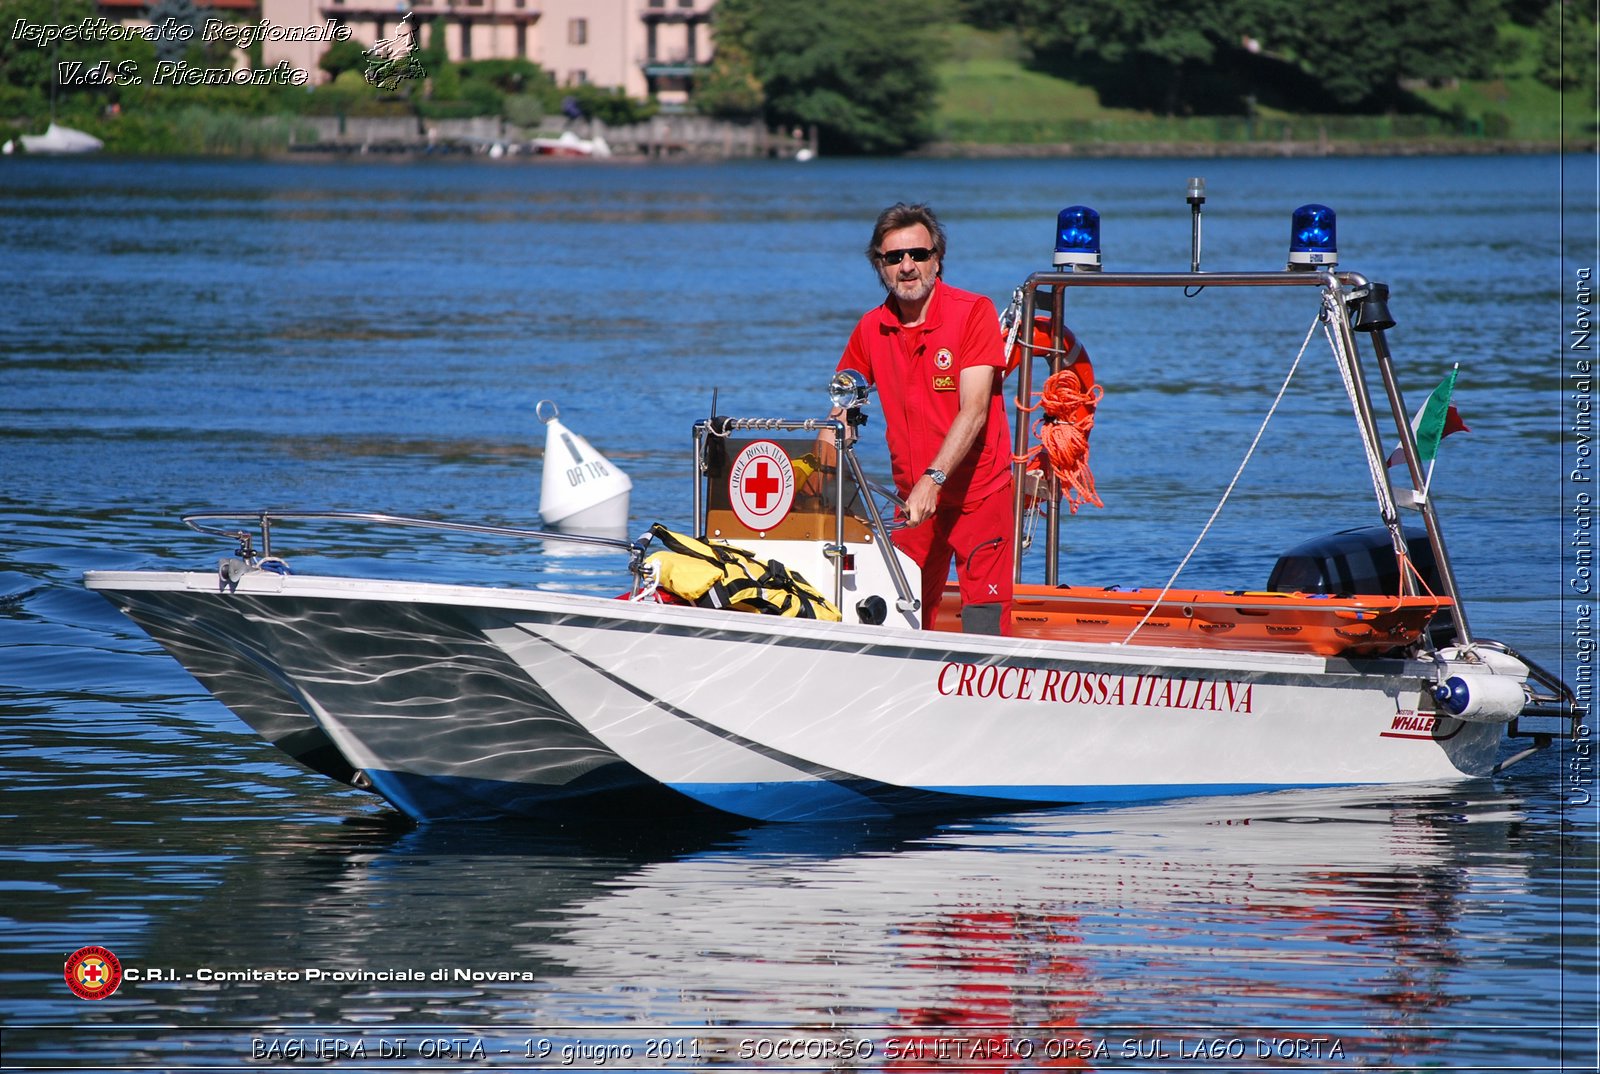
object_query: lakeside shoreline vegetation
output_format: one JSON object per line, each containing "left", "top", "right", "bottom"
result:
{"left": 1, "top": 0, "right": 1593, "bottom": 157}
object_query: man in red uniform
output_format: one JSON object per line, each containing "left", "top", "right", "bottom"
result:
{"left": 834, "top": 203, "right": 1013, "bottom": 634}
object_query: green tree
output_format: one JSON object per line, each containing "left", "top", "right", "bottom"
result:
{"left": 2, "top": 0, "right": 157, "bottom": 121}
{"left": 458, "top": 58, "right": 550, "bottom": 96}
{"left": 1256, "top": 0, "right": 1509, "bottom": 106}
{"left": 716, "top": 0, "right": 948, "bottom": 154}
{"left": 318, "top": 38, "right": 369, "bottom": 82}
{"left": 693, "top": 38, "right": 764, "bottom": 118}
{"left": 458, "top": 59, "right": 557, "bottom": 122}
{"left": 144, "top": 0, "right": 203, "bottom": 63}
{"left": 1535, "top": 0, "right": 1596, "bottom": 90}
{"left": 1016, "top": 0, "right": 1236, "bottom": 114}
{"left": 2, "top": 0, "right": 98, "bottom": 95}
{"left": 414, "top": 16, "right": 449, "bottom": 97}
{"left": 569, "top": 82, "right": 657, "bottom": 125}
{"left": 422, "top": 20, "right": 460, "bottom": 101}
{"left": 952, "top": 0, "right": 1022, "bottom": 32}
{"left": 698, "top": 0, "right": 762, "bottom": 117}
{"left": 1012, "top": 0, "right": 1513, "bottom": 112}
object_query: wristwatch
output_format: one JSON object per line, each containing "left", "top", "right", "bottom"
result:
{"left": 923, "top": 467, "right": 947, "bottom": 486}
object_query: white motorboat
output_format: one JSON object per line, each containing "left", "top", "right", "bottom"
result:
{"left": 85, "top": 198, "right": 1578, "bottom": 823}
{"left": 529, "top": 131, "right": 612, "bottom": 158}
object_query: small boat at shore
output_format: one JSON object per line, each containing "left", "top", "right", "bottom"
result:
{"left": 13, "top": 122, "right": 102, "bottom": 155}
{"left": 85, "top": 196, "right": 1578, "bottom": 823}
{"left": 529, "top": 131, "right": 612, "bottom": 158}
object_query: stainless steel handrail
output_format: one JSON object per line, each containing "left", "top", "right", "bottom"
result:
{"left": 1008, "top": 266, "right": 1472, "bottom": 649}
{"left": 182, "top": 510, "right": 642, "bottom": 561}
{"left": 1011, "top": 268, "right": 1349, "bottom": 587}
{"left": 840, "top": 440, "right": 920, "bottom": 614}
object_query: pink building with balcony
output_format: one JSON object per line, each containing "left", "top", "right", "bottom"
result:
{"left": 256, "top": 0, "right": 713, "bottom": 104}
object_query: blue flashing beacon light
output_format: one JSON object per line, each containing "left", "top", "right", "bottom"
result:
{"left": 1054, "top": 205, "right": 1101, "bottom": 269}
{"left": 1288, "top": 203, "right": 1337, "bottom": 269}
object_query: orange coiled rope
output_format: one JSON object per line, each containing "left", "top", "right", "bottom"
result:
{"left": 1007, "top": 317, "right": 1105, "bottom": 514}
{"left": 1027, "top": 369, "right": 1104, "bottom": 513}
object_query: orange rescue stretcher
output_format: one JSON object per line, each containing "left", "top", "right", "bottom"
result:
{"left": 935, "top": 585, "right": 1448, "bottom": 657}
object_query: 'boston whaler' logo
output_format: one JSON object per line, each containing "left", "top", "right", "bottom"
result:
{"left": 728, "top": 440, "right": 796, "bottom": 532}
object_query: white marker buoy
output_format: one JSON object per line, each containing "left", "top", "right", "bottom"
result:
{"left": 537, "top": 400, "right": 632, "bottom": 535}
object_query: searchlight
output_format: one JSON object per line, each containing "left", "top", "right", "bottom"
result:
{"left": 828, "top": 367, "right": 870, "bottom": 410}
{"left": 1053, "top": 206, "right": 1101, "bottom": 270}
{"left": 1288, "top": 203, "right": 1337, "bottom": 269}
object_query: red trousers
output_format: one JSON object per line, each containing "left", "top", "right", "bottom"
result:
{"left": 891, "top": 483, "right": 1014, "bottom": 632}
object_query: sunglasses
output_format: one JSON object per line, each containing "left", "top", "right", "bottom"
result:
{"left": 877, "top": 247, "right": 935, "bottom": 266}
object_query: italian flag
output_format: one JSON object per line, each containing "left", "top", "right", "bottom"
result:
{"left": 1387, "top": 366, "right": 1469, "bottom": 468}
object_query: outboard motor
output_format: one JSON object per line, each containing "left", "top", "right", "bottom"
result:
{"left": 1268, "top": 525, "right": 1455, "bottom": 646}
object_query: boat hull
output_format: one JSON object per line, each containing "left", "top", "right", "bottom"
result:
{"left": 87, "top": 572, "right": 689, "bottom": 821}
{"left": 494, "top": 603, "right": 1502, "bottom": 821}
{"left": 86, "top": 570, "right": 1507, "bottom": 823}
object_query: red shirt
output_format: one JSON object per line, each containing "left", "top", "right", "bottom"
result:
{"left": 837, "top": 281, "right": 1011, "bottom": 504}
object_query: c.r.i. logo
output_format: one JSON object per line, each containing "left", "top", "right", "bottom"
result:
{"left": 64, "top": 945, "right": 122, "bottom": 1000}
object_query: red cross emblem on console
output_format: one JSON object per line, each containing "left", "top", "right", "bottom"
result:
{"left": 728, "top": 440, "right": 796, "bottom": 532}
{"left": 744, "top": 460, "right": 782, "bottom": 508}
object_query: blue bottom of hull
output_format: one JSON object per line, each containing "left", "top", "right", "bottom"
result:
{"left": 365, "top": 766, "right": 715, "bottom": 823}
{"left": 667, "top": 779, "right": 1346, "bottom": 823}
{"left": 362, "top": 769, "right": 1353, "bottom": 824}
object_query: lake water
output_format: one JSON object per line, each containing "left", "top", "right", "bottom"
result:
{"left": 1, "top": 153, "right": 1595, "bottom": 1071}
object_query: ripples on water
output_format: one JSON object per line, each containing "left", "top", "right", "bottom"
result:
{"left": 1, "top": 155, "right": 1593, "bottom": 1069}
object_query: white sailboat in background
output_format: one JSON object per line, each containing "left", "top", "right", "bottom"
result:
{"left": 15, "top": 122, "right": 103, "bottom": 154}
{"left": 5, "top": 0, "right": 103, "bottom": 156}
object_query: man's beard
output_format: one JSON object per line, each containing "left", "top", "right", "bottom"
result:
{"left": 888, "top": 272, "right": 934, "bottom": 305}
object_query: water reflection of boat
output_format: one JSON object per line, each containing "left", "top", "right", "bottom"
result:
{"left": 527, "top": 785, "right": 1529, "bottom": 1061}
{"left": 8, "top": 816, "right": 755, "bottom": 1042}
{"left": 86, "top": 197, "right": 1578, "bottom": 824}
{"left": 3, "top": 786, "right": 1534, "bottom": 1067}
